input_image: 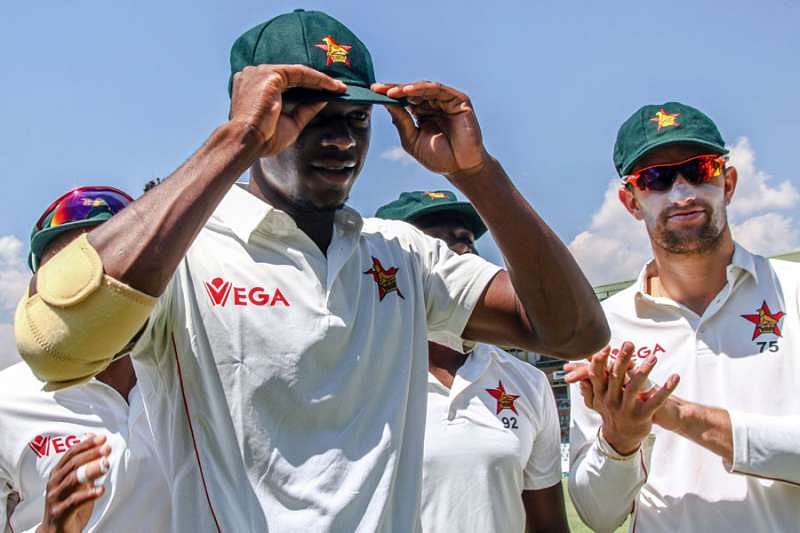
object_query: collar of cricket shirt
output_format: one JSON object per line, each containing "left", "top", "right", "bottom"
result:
{"left": 214, "top": 183, "right": 363, "bottom": 242}
{"left": 634, "top": 241, "right": 760, "bottom": 306}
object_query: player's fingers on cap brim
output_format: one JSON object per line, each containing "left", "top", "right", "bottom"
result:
{"left": 391, "top": 81, "right": 468, "bottom": 102}
{"left": 371, "top": 82, "right": 401, "bottom": 94}
{"left": 275, "top": 64, "right": 346, "bottom": 92}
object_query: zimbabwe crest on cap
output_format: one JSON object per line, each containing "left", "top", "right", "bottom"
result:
{"left": 650, "top": 108, "right": 680, "bottom": 131}
{"left": 315, "top": 35, "right": 352, "bottom": 67}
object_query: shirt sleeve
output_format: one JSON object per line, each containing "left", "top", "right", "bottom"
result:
{"left": 523, "top": 383, "right": 563, "bottom": 490}
{"left": 412, "top": 229, "right": 502, "bottom": 346}
{"left": 568, "top": 382, "right": 652, "bottom": 533}
{"left": 728, "top": 411, "right": 800, "bottom": 485}
{"left": 132, "top": 270, "right": 180, "bottom": 366}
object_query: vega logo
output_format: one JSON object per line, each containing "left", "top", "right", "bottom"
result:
{"left": 611, "top": 343, "right": 667, "bottom": 359}
{"left": 203, "top": 277, "right": 290, "bottom": 308}
{"left": 28, "top": 434, "right": 82, "bottom": 458}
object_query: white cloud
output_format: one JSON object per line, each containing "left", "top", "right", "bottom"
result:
{"left": 0, "top": 323, "right": 19, "bottom": 371}
{"left": 731, "top": 213, "right": 800, "bottom": 257}
{"left": 568, "top": 179, "right": 651, "bottom": 285}
{"left": 569, "top": 137, "right": 800, "bottom": 285}
{"left": 0, "top": 235, "right": 28, "bottom": 370}
{"left": 727, "top": 137, "right": 800, "bottom": 218}
{"left": 380, "top": 146, "right": 415, "bottom": 165}
{"left": 0, "top": 235, "right": 28, "bottom": 313}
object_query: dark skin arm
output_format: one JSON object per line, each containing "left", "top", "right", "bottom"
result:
{"left": 83, "top": 65, "right": 346, "bottom": 296}
{"left": 523, "top": 484, "right": 571, "bottom": 533}
{"left": 373, "top": 81, "right": 609, "bottom": 359}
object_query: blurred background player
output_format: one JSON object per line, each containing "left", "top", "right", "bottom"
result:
{"left": 377, "top": 191, "right": 568, "bottom": 533}
{"left": 1, "top": 186, "right": 169, "bottom": 532}
{"left": 566, "top": 102, "right": 800, "bottom": 532}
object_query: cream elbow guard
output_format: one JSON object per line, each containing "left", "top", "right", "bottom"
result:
{"left": 14, "top": 234, "right": 157, "bottom": 390}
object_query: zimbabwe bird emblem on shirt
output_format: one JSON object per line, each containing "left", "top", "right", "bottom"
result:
{"left": 486, "top": 381, "right": 520, "bottom": 414}
{"left": 364, "top": 257, "right": 404, "bottom": 301}
{"left": 741, "top": 300, "right": 786, "bottom": 340}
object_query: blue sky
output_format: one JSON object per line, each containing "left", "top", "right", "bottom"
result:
{"left": 1, "top": 0, "right": 799, "bottom": 365}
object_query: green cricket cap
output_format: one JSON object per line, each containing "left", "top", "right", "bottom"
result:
{"left": 613, "top": 101, "right": 728, "bottom": 176}
{"left": 229, "top": 9, "right": 402, "bottom": 105}
{"left": 375, "top": 190, "right": 488, "bottom": 239}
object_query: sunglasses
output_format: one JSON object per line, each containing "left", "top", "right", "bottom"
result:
{"left": 624, "top": 154, "right": 726, "bottom": 192}
{"left": 35, "top": 186, "right": 134, "bottom": 232}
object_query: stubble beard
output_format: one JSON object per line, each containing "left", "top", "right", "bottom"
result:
{"left": 650, "top": 202, "right": 727, "bottom": 255}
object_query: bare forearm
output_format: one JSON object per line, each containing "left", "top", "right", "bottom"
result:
{"left": 89, "top": 122, "right": 262, "bottom": 296}
{"left": 656, "top": 397, "right": 733, "bottom": 463}
{"left": 523, "top": 486, "right": 570, "bottom": 533}
{"left": 453, "top": 157, "right": 609, "bottom": 356}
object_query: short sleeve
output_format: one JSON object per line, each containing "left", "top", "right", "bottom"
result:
{"left": 412, "top": 230, "right": 502, "bottom": 340}
{"left": 523, "top": 384, "right": 563, "bottom": 490}
{"left": 132, "top": 268, "right": 181, "bottom": 368}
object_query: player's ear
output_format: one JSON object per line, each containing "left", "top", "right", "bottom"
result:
{"left": 723, "top": 165, "right": 738, "bottom": 205}
{"left": 618, "top": 185, "right": 644, "bottom": 221}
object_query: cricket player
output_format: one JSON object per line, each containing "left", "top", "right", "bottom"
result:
{"left": 15, "top": 10, "right": 608, "bottom": 531}
{"left": 566, "top": 102, "right": 800, "bottom": 532}
{"left": 2, "top": 186, "right": 169, "bottom": 532}
{"left": 376, "top": 191, "right": 568, "bottom": 533}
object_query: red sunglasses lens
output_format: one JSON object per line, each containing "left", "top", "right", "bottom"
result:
{"left": 629, "top": 156, "right": 722, "bottom": 192}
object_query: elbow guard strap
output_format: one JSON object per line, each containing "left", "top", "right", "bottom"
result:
{"left": 15, "top": 234, "right": 157, "bottom": 390}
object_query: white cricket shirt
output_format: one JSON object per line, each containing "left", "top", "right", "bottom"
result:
{"left": 0, "top": 362, "right": 169, "bottom": 533}
{"left": 421, "top": 344, "right": 561, "bottom": 533}
{"left": 132, "top": 184, "right": 501, "bottom": 532}
{"left": 569, "top": 243, "right": 800, "bottom": 533}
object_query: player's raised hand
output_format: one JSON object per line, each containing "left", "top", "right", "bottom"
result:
{"left": 229, "top": 64, "right": 347, "bottom": 157}
{"left": 578, "top": 342, "right": 680, "bottom": 456}
{"left": 36, "top": 434, "right": 111, "bottom": 533}
{"left": 372, "top": 81, "right": 489, "bottom": 179}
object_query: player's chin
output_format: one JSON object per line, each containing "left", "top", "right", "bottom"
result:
{"left": 303, "top": 186, "right": 352, "bottom": 212}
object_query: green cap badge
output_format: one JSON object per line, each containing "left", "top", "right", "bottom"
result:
{"left": 229, "top": 9, "right": 401, "bottom": 105}
{"left": 375, "top": 190, "right": 488, "bottom": 239}
{"left": 613, "top": 101, "right": 728, "bottom": 176}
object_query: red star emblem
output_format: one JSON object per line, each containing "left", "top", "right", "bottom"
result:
{"left": 314, "top": 35, "right": 352, "bottom": 67}
{"left": 741, "top": 301, "right": 786, "bottom": 340}
{"left": 486, "top": 381, "right": 520, "bottom": 415}
{"left": 364, "top": 257, "right": 404, "bottom": 301}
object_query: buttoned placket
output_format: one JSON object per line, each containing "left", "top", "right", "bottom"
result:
{"left": 433, "top": 348, "right": 494, "bottom": 423}
{"left": 251, "top": 207, "right": 362, "bottom": 311}
{"left": 323, "top": 210, "right": 362, "bottom": 308}
{"left": 638, "top": 264, "right": 751, "bottom": 357}
{"left": 220, "top": 186, "right": 366, "bottom": 311}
